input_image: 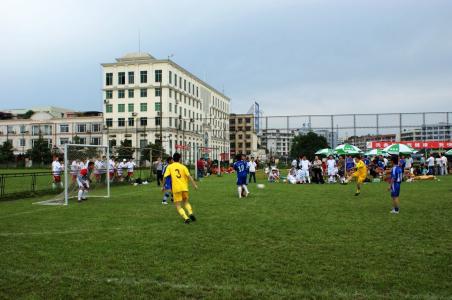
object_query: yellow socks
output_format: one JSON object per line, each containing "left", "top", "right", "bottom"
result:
{"left": 177, "top": 206, "right": 188, "bottom": 220}
{"left": 184, "top": 202, "right": 193, "bottom": 216}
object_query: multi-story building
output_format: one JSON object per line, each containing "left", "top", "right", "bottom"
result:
{"left": 0, "top": 107, "right": 103, "bottom": 155}
{"left": 401, "top": 123, "right": 452, "bottom": 141}
{"left": 229, "top": 113, "right": 259, "bottom": 156}
{"left": 101, "top": 53, "right": 230, "bottom": 162}
{"left": 297, "top": 125, "right": 339, "bottom": 148}
{"left": 260, "top": 128, "right": 296, "bottom": 158}
{"left": 345, "top": 134, "right": 397, "bottom": 149}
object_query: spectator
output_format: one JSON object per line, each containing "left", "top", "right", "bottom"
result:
{"left": 426, "top": 153, "right": 435, "bottom": 175}
{"left": 154, "top": 157, "right": 163, "bottom": 186}
{"left": 248, "top": 157, "right": 257, "bottom": 183}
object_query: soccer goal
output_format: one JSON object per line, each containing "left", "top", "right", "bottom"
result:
{"left": 35, "top": 144, "right": 110, "bottom": 206}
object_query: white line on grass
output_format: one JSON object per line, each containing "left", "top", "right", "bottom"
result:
{"left": 0, "top": 226, "right": 140, "bottom": 237}
{"left": 0, "top": 207, "right": 58, "bottom": 220}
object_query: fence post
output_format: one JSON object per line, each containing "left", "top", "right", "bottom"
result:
{"left": 399, "top": 113, "right": 403, "bottom": 141}
{"left": 0, "top": 175, "right": 4, "bottom": 197}
{"left": 376, "top": 114, "right": 379, "bottom": 136}
{"left": 31, "top": 173, "right": 36, "bottom": 193}
{"left": 330, "top": 115, "right": 334, "bottom": 147}
{"left": 353, "top": 114, "right": 357, "bottom": 144}
{"left": 194, "top": 144, "right": 198, "bottom": 181}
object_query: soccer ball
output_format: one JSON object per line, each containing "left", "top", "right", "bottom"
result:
{"left": 257, "top": 184, "right": 265, "bottom": 189}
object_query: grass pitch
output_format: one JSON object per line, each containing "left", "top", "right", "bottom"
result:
{"left": 0, "top": 174, "right": 451, "bottom": 299}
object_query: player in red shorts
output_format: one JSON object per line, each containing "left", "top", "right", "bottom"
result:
{"left": 51, "top": 156, "right": 64, "bottom": 190}
{"left": 77, "top": 161, "right": 94, "bottom": 203}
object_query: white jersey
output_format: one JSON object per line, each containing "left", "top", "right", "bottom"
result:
{"left": 248, "top": 161, "right": 257, "bottom": 172}
{"left": 70, "top": 160, "right": 80, "bottom": 175}
{"left": 327, "top": 159, "right": 336, "bottom": 170}
{"left": 441, "top": 156, "right": 448, "bottom": 167}
{"left": 117, "top": 162, "right": 126, "bottom": 175}
{"left": 52, "top": 161, "right": 63, "bottom": 176}
{"left": 405, "top": 157, "right": 413, "bottom": 169}
{"left": 427, "top": 157, "right": 435, "bottom": 167}
{"left": 300, "top": 160, "right": 311, "bottom": 170}
{"left": 127, "top": 161, "right": 136, "bottom": 172}
{"left": 291, "top": 159, "right": 298, "bottom": 168}
{"left": 108, "top": 159, "right": 115, "bottom": 173}
{"left": 94, "top": 160, "right": 102, "bottom": 174}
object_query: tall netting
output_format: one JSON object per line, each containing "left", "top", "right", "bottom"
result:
{"left": 35, "top": 144, "right": 110, "bottom": 206}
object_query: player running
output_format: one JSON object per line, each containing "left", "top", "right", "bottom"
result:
{"left": 163, "top": 153, "right": 198, "bottom": 224}
{"left": 161, "top": 156, "right": 174, "bottom": 205}
{"left": 348, "top": 155, "right": 367, "bottom": 196}
{"left": 234, "top": 154, "right": 249, "bottom": 198}
{"left": 77, "top": 161, "right": 94, "bottom": 203}
{"left": 388, "top": 156, "right": 403, "bottom": 214}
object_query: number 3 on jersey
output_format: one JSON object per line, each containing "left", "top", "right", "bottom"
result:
{"left": 175, "top": 169, "right": 181, "bottom": 178}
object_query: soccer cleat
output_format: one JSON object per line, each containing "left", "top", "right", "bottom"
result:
{"left": 189, "top": 214, "right": 196, "bottom": 222}
{"left": 390, "top": 209, "right": 399, "bottom": 214}
{"left": 354, "top": 192, "right": 360, "bottom": 196}
{"left": 184, "top": 218, "right": 191, "bottom": 224}
{"left": 82, "top": 198, "right": 88, "bottom": 201}
{"left": 162, "top": 201, "right": 168, "bottom": 205}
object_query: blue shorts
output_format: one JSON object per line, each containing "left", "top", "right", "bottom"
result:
{"left": 237, "top": 176, "right": 247, "bottom": 186}
{"left": 164, "top": 177, "right": 172, "bottom": 190}
{"left": 391, "top": 182, "right": 401, "bottom": 197}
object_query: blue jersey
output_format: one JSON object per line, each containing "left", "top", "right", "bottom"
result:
{"left": 364, "top": 158, "right": 370, "bottom": 166}
{"left": 162, "top": 164, "right": 172, "bottom": 190}
{"left": 234, "top": 160, "right": 248, "bottom": 178}
{"left": 346, "top": 158, "right": 355, "bottom": 170}
{"left": 377, "top": 160, "right": 385, "bottom": 169}
{"left": 391, "top": 166, "right": 403, "bottom": 183}
{"left": 399, "top": 159, "right": 406, "bottom": 169}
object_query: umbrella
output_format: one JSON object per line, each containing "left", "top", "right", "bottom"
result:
{"left": 364, "top": 149, "right": 387, "bottom": 157}
{"left": 383, "top": 143, "right": 417, "bottom": 155}
{"left": 315, "top": 148, "right": 334, "bottom": 156}
{"left": 334, "top": 144, "right": 362, "bottom": 155}
{"left": 445, "top": 149, "right": 452, "bottom": 156}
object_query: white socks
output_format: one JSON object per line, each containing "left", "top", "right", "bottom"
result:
{"left": 242, "top": 185, "right": 249, "bottom": 194}
{"left": 237, "top": 186, "right": 242, "bottom": 198}
{"left": 78, "top": 189, "right": 83, "bottom": 200}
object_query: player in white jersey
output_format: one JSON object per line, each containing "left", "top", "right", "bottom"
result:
{"left": 127, "top": 158, "right": 136, "bottom": 182}
{"left": 70, "top": 159, "right": 81, "bottom": 184}
{"left": 298, "top": 156, "right": 311, "bottom": 183}
{"left": 327, "top": 155, "right": 337, "bottom": 183}
{"left": 117, "top": 159, "right": 126, "bottom": 181}
{"left": 51, "top": 156, "right": 64, "bottom": 190}
{"left": 94, "top": 157, "right": 103, "bottom": 183}
{"left": 108, "top": 158, "right": 115, "bottom": 181}
{"left": 77, "top": 161, "right": 94, "bottom": 203}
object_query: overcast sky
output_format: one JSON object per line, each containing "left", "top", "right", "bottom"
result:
{"left": 1, "top": 0, "right": 452, "bottom": 116}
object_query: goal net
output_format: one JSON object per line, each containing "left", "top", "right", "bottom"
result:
{"left": 35, "top": 144, "right": 110, "bottom": 205}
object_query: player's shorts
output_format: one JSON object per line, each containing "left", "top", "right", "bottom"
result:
{"left": 173, "top": 191, "right": 189, "bottom": 202}
{"left": 327, "top": 168, "right": 336, "bottom": 176}
{"left": 164, "top": 177, "right": 172, "bottom": 190}
{"left": 77, "top": 178, "right": 90, "bottom": 189}
{"left": 301, "top": 169, "right": 309, "bottom": 177}
{"left": 128, "top": 172, "right": 133, "bottom": 177}
{"left": 391, "top": 182, "right": 401, "bottom": 197}
{"left": 53, "top": 175, "right": 61, "bottom": 183}
{"left": 237, "top": 175, "right": 247, "bottom": 185}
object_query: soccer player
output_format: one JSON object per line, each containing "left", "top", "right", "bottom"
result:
{"left": 51, "top": 156, "right": 64, "bottom": 190}
{"left": 349, "top": 155, "right": 367, "bottom": 196}
{"left": 234, "top": 154, "right": 249, "bottom": 198}
{"left": 163, "top": 153, "right": 198, "bottom": 224}
{"left": 326, "top": 155, "right": 337, "bottom": 183}
{"left": 126, "top": 158, "right": 136, "bottom": 182}
{"left": 388, "top": 156, "right": 403, "bottom": 214}
{"left": 161, "top": 156, "right": 174, "bottom": 205}
{"left": 77, "top": 161, "right": 94, "bottom": 203}
{"left": 299, "top": 156, "right": 311, "bottom": 184}
{"left": 117, "top": 159, "right": 126, "bottom": 181}
{"left": 70, "top": 159, "right": 81, "bottom": 184}
{"left": 247, "top": 157, "right": 257, "bottom": 184}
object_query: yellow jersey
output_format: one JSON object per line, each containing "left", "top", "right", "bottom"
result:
{"left": 354, "top": 160, "right": 367, "bottom": 178}
{"left": 163, "top": 162, "right": 190, "bottom": 193}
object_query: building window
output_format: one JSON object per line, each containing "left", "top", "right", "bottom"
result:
{"left": 140, "top": 117, "right": 147, "bottom": 126}
{"left": 154, "top": 102, "right": 161, "bottom": 111}
{"left": 106, "top": 90, "right": 113, "bottom": 99}
{"left": 106, "top": 104, "right": 113, "bottom": 113}
{"left": 140, "top": 70, "right": 147, "bottom": 83}
{"left": 155, "top": 88, "right": 161, "bottom": 97}
{"left": 128, "top": 118, "right": 134, "bottom": 127}
{"left": 91, "top": 137, "right": 100, "bottom": 145}
{"left": 118, "top": 90, "right": 125, "bottom": 98}
{"left": 118, "top": 118, "right": 125, "bottom": 127}
{"left": 128, "top": 71, "right": 134, "bottom": 84}
{"left": 140, "top": 103, "right": 147, "bottom": 112}
{"left": 92, "top": 124, "right": 101, "bottom": 132}
{"left": 60, "top": 124, "right": 69, "bottom": 133}
{"left": 169, "top": 117, "right": 172, "bottom": 127}
{"left": 169, "top": 71, "right": 172, "bottom": 84}
{"left": 169, "top": 102, "right": 172, "bottom": 112}
{"left": 118, "top": 104, "right": 125, "bottom": 112}
{"left": 155, "top": 117, "right": 161, "bottom": 126}
{"left": 140, "top": 139, "right": 148, "bottom": 148}
{"left": 118, "top": 72, "right": 125, "bottom": 85}
{"left": 106, "top": 118, "right": 113, "bottom": 127}
{"left": 76, "top": 124, "right": 86, "bottom": 133}
{"left": 106, "top": 73, "right": 113, "bottom": 86}
{"left": 155, "top": 70, "right": 162, "bottom": 82}
{"left": 140, "top": 88, "right": 147, "bottom": 97}
{"left": 169, "top": 89, "right": 172, "bottom": 98}
{"left": 179, "top": 77, "right": 182, "bottom": 88}
{"left": 128, "top": 89, "right": 134, "bottom": 98}
{"left": 128, "top": 103, "right": 134, "bottom": 112}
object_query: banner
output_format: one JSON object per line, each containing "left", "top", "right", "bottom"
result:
{"left": 367, "top": 141, "right": 452, "bottom": 149}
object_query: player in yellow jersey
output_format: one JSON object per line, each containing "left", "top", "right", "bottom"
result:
{"left": 163, "top": 152, "right": 198, "bottom": 224}
{"left": 348, "top": 155, "right": 368, "bottom": 196}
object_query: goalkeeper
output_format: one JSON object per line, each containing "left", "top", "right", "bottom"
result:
{"left": 77, "top": 161, "right": 94, "bottom": 203}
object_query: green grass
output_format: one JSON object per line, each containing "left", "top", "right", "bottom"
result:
{"left": 1, "top": 174, "right": 451, "bottom": 299}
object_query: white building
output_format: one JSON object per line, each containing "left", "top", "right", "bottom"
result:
{"left": 0, "top": 107, "right": 103, "bottom": 155}
{"left": 101, "top": 53, "right": 230, "bottom": 161}
{"left": 401, "top": 123, "right": 452, "bottom": 141}
{"left": 260, "top": 128, "right": 296, "bottom": 158}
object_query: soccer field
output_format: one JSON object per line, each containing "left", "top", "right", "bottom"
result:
{"left": 1, "top": 174, "right": 451, "bottom": 299}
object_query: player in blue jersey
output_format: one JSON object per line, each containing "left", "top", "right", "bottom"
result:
{"left": 388, "top": 156, "right": 403, "bottom": 214}
{"left": 161, "top": 156, "right": 174, "bottom": 205}
{"left": 234, "top": 154, "right": 249, "bottom": 198}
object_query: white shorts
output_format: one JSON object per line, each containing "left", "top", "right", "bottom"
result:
{"left": 328, "top": 168, "right": 336, "bottom": 176}
{"left": 301, "top": 169, "right": 309, "bottom": 177}
{"left": 77, "top": 178, "right": 90, "bottom": 190}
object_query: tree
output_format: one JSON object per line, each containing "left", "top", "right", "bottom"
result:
{"left": 290, "top": 132, "right": 329, "bottom": 160}
{"left": 0, "top": 140, "right": 15, "bottom": 164}
{"left": 116, "top": 140, "right": 134, "bottom": 161}
{"left": 27, "top": 135, "right": 52, "bottom": 165}
{"left": 141, "top": 141, "right": 167, "bottom": 164}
